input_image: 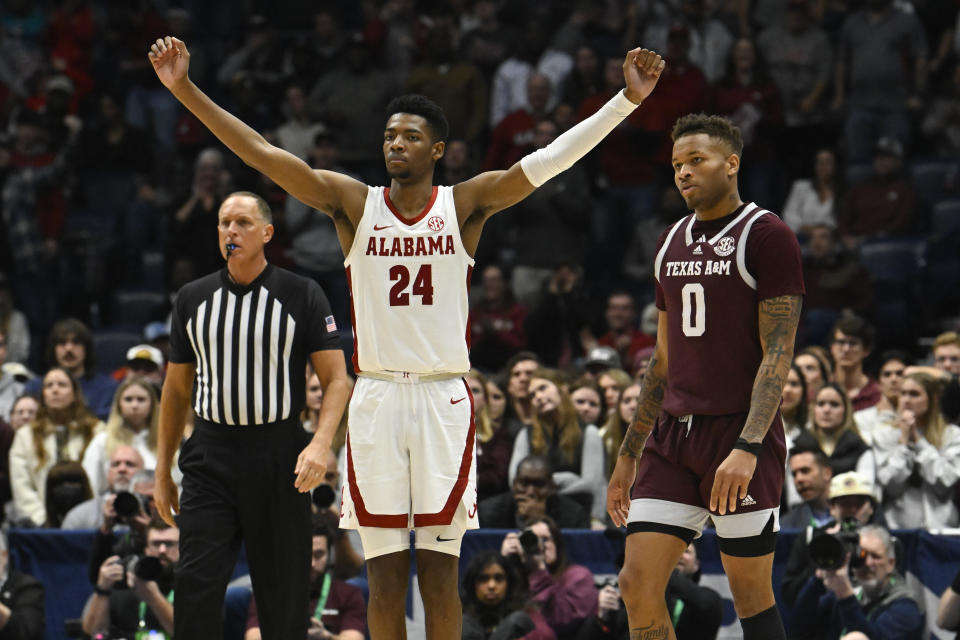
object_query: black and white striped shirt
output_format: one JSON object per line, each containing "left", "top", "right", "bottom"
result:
{"left": 169, "top": 265, "right": 340, "bottom": 426}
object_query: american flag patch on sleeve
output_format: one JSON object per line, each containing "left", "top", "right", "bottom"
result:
{"left": 325, "top": 315, "right": 338, "bottom": 332}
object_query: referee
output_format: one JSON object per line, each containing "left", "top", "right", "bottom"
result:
{"left": 154, "top": 191, "right": 350, "bottom": 640}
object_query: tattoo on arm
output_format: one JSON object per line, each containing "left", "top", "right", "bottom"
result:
{"left": 630, "top": 622, "right": 670, "bottom": 639}
{"left": 619, "top": 352, "right": 665, "bottom": 458}
{"left": 741, "top": 294, "right": 802, "bottom": 443}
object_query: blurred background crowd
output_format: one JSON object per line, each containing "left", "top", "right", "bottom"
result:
{"left": 0, "top": 0, "right": 959, "bottom": 639}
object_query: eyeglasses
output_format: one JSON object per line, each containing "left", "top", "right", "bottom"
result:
{"left": 147, "top": 539, "right": 179, "bottom": 550}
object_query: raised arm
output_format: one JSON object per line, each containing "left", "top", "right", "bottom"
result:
{"left": 607, "top": 311, "right": 669, "bottom": 527}
{"left": 148, "top": 37, "right": 366, "bottom": 222}
{"left": 455, "top": 47, "right": 664, "bottom": 251}
{"left": 710, "top": 294, "right": 802, "bottom": 515}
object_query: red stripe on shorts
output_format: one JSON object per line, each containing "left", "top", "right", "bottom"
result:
{"left": 413, "top": 378, "right": 476, "bottom": 527}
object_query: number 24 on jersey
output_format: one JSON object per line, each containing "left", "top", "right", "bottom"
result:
{"left": 389, "top": 264, "right": 434, "bottom": 306}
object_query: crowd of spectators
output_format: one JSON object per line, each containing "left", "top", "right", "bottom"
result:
{"left": 1, "top": 0, "right": 960, "bottom": 639}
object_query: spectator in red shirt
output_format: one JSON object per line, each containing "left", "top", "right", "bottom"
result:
{"left": 595, "top": 291, "right": 654, "bottom": 373}
{"left": 484, "top": 73, "right": 552, "bottom": 170}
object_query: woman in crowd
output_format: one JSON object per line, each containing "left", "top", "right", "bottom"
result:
{"left": 43, "top": 460, "right": 92, "bottom": 528}
{"left": 486, "top": 374, "right": 511, "bottom": 433}
{"left": 501, "top": 516, "right": 598, "bottom": 639}
{"left": 9, "top": 367, "right": 103, "bottom": 526}
{"left": 855, "top": 350, "right": 909, "bottom": 446}
{"left": 782, "top": 148, "right": 840, "bottom": 234}
{"left": 792, "top": 383, "right": 872, "bottom": 479}
{"left": 461, "top": 549, "right": 555, "bottom": 640}
{"left": 471, "top": 369, "right": 517, "bottom": 502}
{"left": 781, "top": 364, "right": 811, "bottom": 510}
{"left": 874, "top": 372, "right": 960, "bottom": 529}
{"left": 794, "top": 346, "right": 833, "bottom": 403}
{"left": 508, "top": 369, "right": 606, "bottom": 526}
{"left": 596, "top": 369, "right": 631, "bottom": 421}
{"left": 569, "top": 379, "right": 604, "bottom": 429}
{"left": 81, "top": 378, "right": 160, "bottom": 495}
{"left": 599, "top": 383, "right": 641, "bottom": 478}
{"left": 781, "top": 364, "right": 809, "bottom": 441}
{"left": 8, "top": 395, "right": 39, "bottom": 431}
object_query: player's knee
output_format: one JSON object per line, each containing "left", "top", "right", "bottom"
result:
{"left": 416, "top": 553, "right": 459, "bottom": 601}
{"left": 728, "top": 571, "right": 772, "bottom": 603}
{"left": 618, "top": 564, "right": 666, "bottom": 602}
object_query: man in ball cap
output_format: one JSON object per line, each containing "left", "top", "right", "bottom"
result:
{"left": 781, "top": 471, "right": 888, "bottom": 606}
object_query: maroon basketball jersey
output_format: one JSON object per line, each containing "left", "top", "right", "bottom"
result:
{"left": 654, "top": 202, "right": 804, "bottom": 416}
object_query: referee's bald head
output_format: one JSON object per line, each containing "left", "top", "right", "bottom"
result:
{"left": 222, "top": 191, "right": 273, "bottom": 224}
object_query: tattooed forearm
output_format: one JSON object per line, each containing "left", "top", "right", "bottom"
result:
{"left": 630, "top": 622, "right": 670, "bottom": 639}
{"left": 741, "top": 295, "right": 802, "bottom": 443}
{"left": 619, "top": 351, "right": 666, "bottom": 458}
{"left": 619, "top": 427, "right": 649, "bottom": 458}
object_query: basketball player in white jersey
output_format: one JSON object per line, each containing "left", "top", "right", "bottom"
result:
{"left": 149, "top": 35, "right": 664, "bottom": 639}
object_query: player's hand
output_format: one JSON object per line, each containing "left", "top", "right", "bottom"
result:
{"left": 154, "top": 471, "right": 180, "bottom": 527}
{"left": 622, "top": 48, "right": 665, "bottom": 104}
{"left": 607, "top": 456, "right": 638, "bottom": 527}
{"left": 148, "top": 36, "right": 191, "bottom": 90}
{"left": 709, "top": 449, "right": 758, "bottom": 515}
{"left": 294, "top": 439, "right": 329, "bottom": 493}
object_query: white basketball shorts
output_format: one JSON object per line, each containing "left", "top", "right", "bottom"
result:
{"left": 339, "top": 376, "right": 479, "bottom": 539}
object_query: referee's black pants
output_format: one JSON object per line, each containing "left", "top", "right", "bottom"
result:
{"left": 174, "top": 417, "right": 311, "bottom": 640}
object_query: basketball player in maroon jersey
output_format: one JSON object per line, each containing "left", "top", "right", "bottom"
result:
{"left": 149, "top": 36, "right": 664, "bottom": 640}
{"left": 607, "top": 114, "right": 804, "bottom": 640}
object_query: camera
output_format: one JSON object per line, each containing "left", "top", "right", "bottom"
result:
{"left": 114, "top": 491, "right": 147, "bottom": 518}
{"left": 519, "top": 530, "right": 541, "bottom": 557}
{"left": 122, "top": 555, "right": 164, "bottom": 583}
{"left": 808, "top": 518, "right": 865, "bottom": 570}
{"left": 312, "top": 484, "right": 337, "bottom": 510}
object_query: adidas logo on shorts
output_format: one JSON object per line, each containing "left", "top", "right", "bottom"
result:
{"left": 740, "top": 494, "right": 756, "bottom": 507}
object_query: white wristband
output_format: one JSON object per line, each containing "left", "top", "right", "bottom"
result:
{"left": 520, "top": 90, "right": 639, "bottom": 187}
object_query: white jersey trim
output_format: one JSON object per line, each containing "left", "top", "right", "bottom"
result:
{"left": 708, "top": 202, "right": 758, "bottom": 245}
{"left": 683, "top": 214, "right": 697, "bottom": 246}
{"left": 736, "top": 208, "right": 772, "bottom": 290}
{"left": 655, "top": 215, "right": 692, "bottom": 282}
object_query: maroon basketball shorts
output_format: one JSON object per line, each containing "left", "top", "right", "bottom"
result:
{"left": 628, "top": 411, "right": 786, "bottom": 554}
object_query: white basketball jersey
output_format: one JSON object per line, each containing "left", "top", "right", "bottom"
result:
{"left": 344, "top": 185, "right": 474, "bottom": 374}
